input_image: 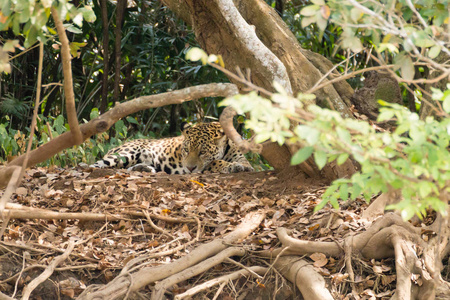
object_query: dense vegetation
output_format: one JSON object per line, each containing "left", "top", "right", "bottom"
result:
{"left": 0, "top": 0, "right": 366, "bottom": 167}
{"left": 0, "top": 1, "right": 229, "bottom": 165}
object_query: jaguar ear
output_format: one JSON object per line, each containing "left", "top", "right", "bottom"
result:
{"left": 214, "top": 133, "right": 227, "bottom": 145}
{"left": 181, "top": 122, "right": 191, "bottom": 134}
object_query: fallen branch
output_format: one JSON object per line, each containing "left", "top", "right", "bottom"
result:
{"left": 0, "top": 83, "right": 240, "bottom": 188}
{"left": 21, "top": 241, "right": 75, "bottom": 300}
{"left": 2, "top": 208, "right": 124, "bottom": 221}
{"left": 174, "top": 266, "right": 267, "bottom": 299}
{"left": 4, "top": 204, "right": 198, "bottom": 224}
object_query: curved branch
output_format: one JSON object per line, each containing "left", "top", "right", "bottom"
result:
{"left": 274, "top": 256, "right": 333, "bottom": 300}
{"left": 219, "top": 106, "right": 262, "bottom": 154}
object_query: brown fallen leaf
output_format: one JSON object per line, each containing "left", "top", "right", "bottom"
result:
{"left": 310, "top": 252, "right": 328, "bottom": 267}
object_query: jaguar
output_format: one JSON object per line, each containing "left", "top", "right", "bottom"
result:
{"left": 90, "top": 122, "right": 254, "bottom": 174}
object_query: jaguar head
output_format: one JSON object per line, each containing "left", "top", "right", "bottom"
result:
{"left": 180, "top": 122, "right": 227, "bottom": 173}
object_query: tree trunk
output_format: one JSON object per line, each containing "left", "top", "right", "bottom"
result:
{"left": 113, "top": 0, "right": 127, "bottom": 102}
{"left": 99, "top": 0, "right": 110, "bottom": 113}
{"left": 161, "top": 0, "right": 357, "bottom": 181}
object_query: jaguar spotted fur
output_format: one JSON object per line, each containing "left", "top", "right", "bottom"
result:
{"left": 90, "top": 122, "right": 254, "bottom": 174}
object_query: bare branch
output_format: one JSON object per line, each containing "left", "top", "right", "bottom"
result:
{"left": 51, "top": 7, "right": 83, "bottom": 145}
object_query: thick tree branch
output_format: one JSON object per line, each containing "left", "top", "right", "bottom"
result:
{"left": 274, "top": 256, "right": 333, "bottom": 300}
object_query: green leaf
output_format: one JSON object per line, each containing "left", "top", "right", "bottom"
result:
{"left": 413, "top": 31, "right": 435, "bottom": 48}
{"left": 337, "top": 153, "right": 349, "bottom": 165}
{"left": 443, "top": 93, "right": 450, "bottom": 113}
{"left": 24, "top": 26, "right": 38, "bottom": 48}
{"left": 80, "top": 6, "right": 97, "bottom": 22}
{"left": 186, "top": 47, "right": 208, "bottom": 65}
{"left": 90, "top": 108, "right": 99, "bottom": 119}
{"left": 291, "top": 146, "right": 313, "bottom": 165}
{"left": 401, "top": 56, "right": 415, "bottom": 82}
{"left": 341, "top": 36, "right": 363, "bottom": 53}
{"left": 418, "top": 181, "right": 433, "bottom": 198}
{"left": 336, "top": 127, "right": 352, "bottom": 144}
{"left": 428, "top": 45, "right": 441, "bottom": 59}
{"left": 314, "top": 150, "right": 327, "bottom": 169}
{"left": 301, "top": 16, "right": 316, "bottom": 28}
{"left": 300, "top": 5, "right": 320, "bottom": 17}
{"left": 378, "top": 43, "right": 399, "bottom": 53}
{"left": 65, "top": 24, "right": 82, "bottom": 34}
{"left": 378, "top": 109, "right": 395, "bottom": 122}
{"left": 126, "top": 116, "right": 139, "bottom": 125}
{"left": 339, "top": 184, "right": 348, "bottom": 200}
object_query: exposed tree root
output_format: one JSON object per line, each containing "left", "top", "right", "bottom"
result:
{"left": 76, "top": 211, "right": 265, "bottom": 300}
{"left": 274, "top": 256, "right": 333, "bottom": 300}
{"left": 151, "top": 247, "right": 247, "bottom": 300}
{"left": 174, "top": 266, "right": 267, "bottom": 299}
{"left": 267, "top": 212, "right": 450, "bottom": 299}
{"left": 21, "top": 241, "right": 74, "bottom": 300}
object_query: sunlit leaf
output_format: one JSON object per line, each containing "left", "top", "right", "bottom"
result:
{"left": 291, "top": 146, "right": 314, "bottom": 165}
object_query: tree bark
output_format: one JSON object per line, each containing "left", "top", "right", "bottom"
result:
{"left": 99, "top": 0, "right": 110, "bottom": 113}
{"left": 161, "top": 0, "right": 357, "bottom": 179}
{"left": 113, "top": 0, "right": 127, "bottom": 102}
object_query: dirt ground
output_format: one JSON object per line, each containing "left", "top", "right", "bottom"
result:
{"left": 1, "top": 167, "right": 437, "bottom": 299}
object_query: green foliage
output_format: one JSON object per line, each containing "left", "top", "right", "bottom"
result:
{"left": 0, "top": 108, "right": 136, "bottom": 167}
{"left": 299, "top": 0, "right": 449, "bottom": 82}
{"left": 0, "top": 94, "right": 30, "bottom": 119}
{"left": 1, "top": 0, "right": 231, "bottom": 165}
{"left": 221, "top": 86, "right": 449, "bottom": 220}
{"left": 0, "top": 0, "right": 96, "bottom": 71}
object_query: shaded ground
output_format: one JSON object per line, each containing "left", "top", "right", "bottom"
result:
{"left": 0, "top": 167, "right": 432, "bottom": 299}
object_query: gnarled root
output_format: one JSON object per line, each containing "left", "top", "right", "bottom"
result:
{"left": 274, "top": 256, "right": 333, "bottom": 300}
{"left": 268, "top": 212, "right": 450, "bottom": 299}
